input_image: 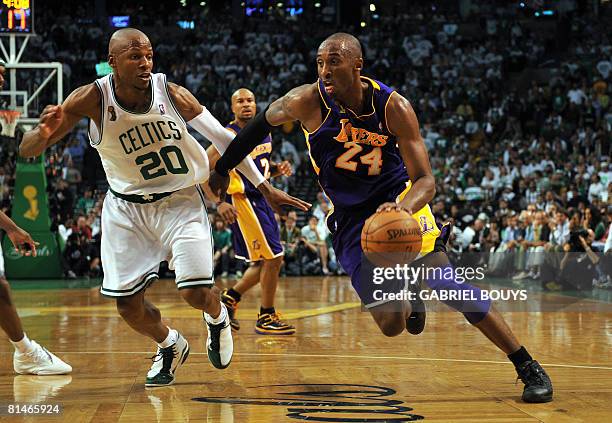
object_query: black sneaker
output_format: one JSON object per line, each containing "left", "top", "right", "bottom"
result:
{"left": 255, "top": 312, "right": 296, "bottom": 335}
{"left": 406, "top": 278, "right": 426, "bottom": 335}
{"left": 145, "top": 332, "right": 189, "bottom": 387}
{"left": 516, "top": 360, "right": 553, "bottom": 403}
{"left": 220, "top": 289, "right": 240, "bottom": 331}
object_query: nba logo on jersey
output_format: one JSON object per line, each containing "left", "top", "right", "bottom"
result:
{"left": 108, "top": 106, "right": 117, "bottom": 121}
{"left": 159, "top": 104, "right": 166, "bottom": 115}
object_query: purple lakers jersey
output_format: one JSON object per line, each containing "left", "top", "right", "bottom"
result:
{"left": 226, "top": 121, "right": 272, "bottom": 197}
{"left": 303, "top": 76, "right": 408, "bottom": 209}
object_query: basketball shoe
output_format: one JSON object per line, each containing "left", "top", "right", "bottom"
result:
{"left": 13, "top": 341, "right": 72, "bottom": 375}
{"left": 220, "top": 289, "right": 240, "bottom": 331}
{"left": 254, "top": 312, "right": 296, "bottom": 335}
{"left": 204, "top": 303, "right": 233, "bottom": 369}
{"left": 405, "top": 278, "right": 426, "bottom": 335}
{"left": 516, "top": 360, "right": 553, "bottom": 403}
{"left": 145, "top": 331, "right": 190, "bottom": 387}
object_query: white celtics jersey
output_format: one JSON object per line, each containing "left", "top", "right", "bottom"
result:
{"left": 88, "top": 73, "right": 209, "bottom": 195}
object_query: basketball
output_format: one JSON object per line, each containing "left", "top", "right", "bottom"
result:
{"left": 361, "top": 208, "right": 422, "bottom": 266}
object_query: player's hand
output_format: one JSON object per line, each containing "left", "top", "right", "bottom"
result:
{"left": 258, "top": 182, "right": 311, "bottom": 217}
{"left": 277, "top": 161, "right": 293, "bottom": 177}
{"left": 38, "top": 105, "right": 63, "bottom": 140}
{"left": 6, "top": 226, "right": 39, "bottom": 257}
{"left": 208, "top": 170, "right": 230, "bottom": 202}
{"left": 376, "top": 202, "right": 413, "bottom": 215}
{"left": 217, "top": 202, "right": 238, "bottom": 225}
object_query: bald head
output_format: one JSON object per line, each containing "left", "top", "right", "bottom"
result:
{"left": 108, "top": 28, "right": 151, "bottom": 56}
{"left": 231, "top": 88, "right": 257, "bottom": 122}
{"left": 231, "top": 88, "right": 254, "bottom": 103}
{"left": 318, "top": 33, "right": 362, "bottom": 60}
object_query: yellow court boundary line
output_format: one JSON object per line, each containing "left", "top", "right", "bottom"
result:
{"left": 2, "top": 351, "right": 608, "bottom": 371}
{"left": 17, "top": 302, "right": 363, "bottom": 320}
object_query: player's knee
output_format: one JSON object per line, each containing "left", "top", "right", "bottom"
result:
{"left": 379, "top": 321, "right": 405, "bottom": 337}
{"left": 0, "top": 277, "right": 11, "bottom": 303}
{"left": 180, "top": 286, "right": 216, "bottom": 310}
{"left": 264, "top": 256, "right": 283, "bottom": 269}
{"left": 116, "top": 296, "right": 143, "bottom": 321}
{"left": 376, "top": 315, "right": 405, "bottom": 337}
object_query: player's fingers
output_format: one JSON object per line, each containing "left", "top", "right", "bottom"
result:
{"left": 26, "top": 240, "right": 38, "bottom": 256}
{"left": 282, "top": 194, "right": 311, "bottom": 211}
{"left": 222, "top": 210, "right": 236, "bottom": 225}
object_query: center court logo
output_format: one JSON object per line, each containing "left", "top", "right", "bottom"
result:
{"left": 193, "top": 384, "right": 424, "bottom": 421}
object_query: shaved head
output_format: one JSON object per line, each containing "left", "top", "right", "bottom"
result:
{"left": 108, "top": 28, "right": 151, "bottom": 56}
{"left": 231, "top": 88, "right": 254, "bottom": 102}
{"left": 231, "top": 87, "right": 257, "bottom": 122}
{"left": 318, "top": 33, "right": 362, "bottom": 59}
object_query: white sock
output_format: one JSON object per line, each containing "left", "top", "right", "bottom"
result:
{"left": 158, "top": 328, "right": 178, "bottom": 348}
{"left": 205, "top": 303, "right": 227, "bottom": 325}
{"left": 11, "top": 332, "right": 34, "bottom": 353}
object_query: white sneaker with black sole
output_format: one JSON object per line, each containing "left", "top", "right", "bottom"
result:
{"left": 204, "top": 303, "right": 233, "bottom": 369}
{"left": 145, "top": 331, "right": 189, "bottom": 387}
{"left": 13, "top": 341, "right": 72, "bottom": 375}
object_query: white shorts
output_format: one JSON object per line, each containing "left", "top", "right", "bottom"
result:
{"left": 100, "top": 185, "right": 214, "bottom": 297}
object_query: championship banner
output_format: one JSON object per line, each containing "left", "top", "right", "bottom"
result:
{"left": 3, "top": 156, "right": 63, "bottom": 278}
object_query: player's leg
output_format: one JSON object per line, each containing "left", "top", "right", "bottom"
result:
{"left": 221, "top": 262, "right": 261, "bottom": 331}
{"left": 421, "top": 249, "right": 553, "bottom": 403}
{"left": 0, "top": 276, "right": 71, "bottom": 375}
{"left": 368, "top": 301, "right": 411, "bottom": 337}
{"left": 101, "top": 193, "right": 188, "bottom": 387}
{"left": 0, "top": 276, "right": 24, "bottom": 341}
{"left": 260, "top": 256, "right": 282, "bottom": 309}
{"left": 220, "top": 195, "right": 259, "bottom": 330}
{"left": 255, "top": 255, "right": 296, "bottom": 335}
{"left": 166, "top": 186, "right": 233, "bottom": 370}
{"left": 115, "top": 290, "right": 168, "bottom": 342}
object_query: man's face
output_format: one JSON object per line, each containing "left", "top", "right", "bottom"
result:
{"left": 555, "top": 212, "right": 566, "bottom": 224}
{"left": 285, "top": 216, "right": 296, "bottom": 228}
{"left": 316, "top": 41, "right": 361, "bottom": 100}
{"left": 109, "top": 37, "right": 153, "bottom": 91}
{"left": 231, "top": 89, "right": 256, "bottom": 121}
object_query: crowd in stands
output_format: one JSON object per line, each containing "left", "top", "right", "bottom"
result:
{"left": 0, "top": 1, "right": 609, "bottom": 288}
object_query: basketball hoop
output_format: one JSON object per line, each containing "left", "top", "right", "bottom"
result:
{"left": 0, "top": 110, "right": 21, "bottom": 137}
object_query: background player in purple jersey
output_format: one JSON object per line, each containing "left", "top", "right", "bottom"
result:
{"left": 207, "top": 88, "right": 295, "bottom": 335}
{"left": 209, "top": 33, "right": 553, "bottom": 403}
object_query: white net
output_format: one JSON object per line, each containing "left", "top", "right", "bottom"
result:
{"left": 0, "top": 110, "right": 21, "bottom": 137}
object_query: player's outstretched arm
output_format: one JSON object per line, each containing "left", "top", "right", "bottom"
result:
{"left": 379, "top": 92, "right": 435, "bottom": 214}
{"left": 213, "top": 83, "right": 317, "bottom": 178}
{"left": 0, "top": 211, "right": 39, "bottom": 256}
{"left": 203, "top": 84, "right": 313, "bottom": 214}
{"left": 19, "top": 84, "right": 100, "bottom": 158}
{"left": 167, "top": 82, "right": 267, "bottom": 190}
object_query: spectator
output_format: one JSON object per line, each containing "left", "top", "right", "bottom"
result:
{"left": 280, "top": 211, "right": 302, "bottom": 275}
{"left": 301, "top": 215, "right": 330, "bottom": 275}
{"left": 212, "top": 217, "right": 233, "bottom": 278}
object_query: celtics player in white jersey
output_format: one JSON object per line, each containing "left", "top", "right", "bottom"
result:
{"left": 19, "top": 28, "right": 309, "bottom": 387}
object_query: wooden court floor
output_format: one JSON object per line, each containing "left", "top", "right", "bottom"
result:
{"left": 1, "top": 276, "right": 611, "bottom": 422}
